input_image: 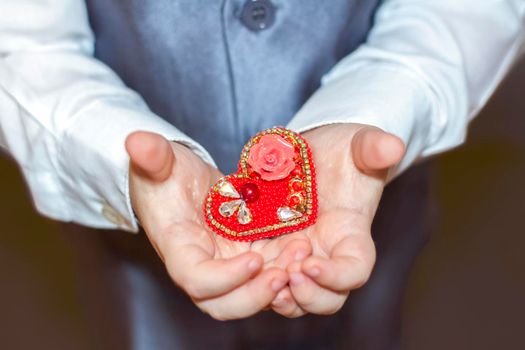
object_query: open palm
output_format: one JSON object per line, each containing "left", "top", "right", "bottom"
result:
{"left": 270, "top": 124, "right": 405, "bottom": 317}
{"left": 126, "top": 131, "right": 310, "bottom": 320}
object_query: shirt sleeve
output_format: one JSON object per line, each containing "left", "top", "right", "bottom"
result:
{"left": 0, "top": 0, "right": 216, "bottom": 232}
{"left": 288, "top": 0, "right": 525, "bottom": 179}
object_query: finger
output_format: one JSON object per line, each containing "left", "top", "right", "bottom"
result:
{"left": 250, "top": 234, "right": 310, "bottom": 266}
{"left": 125, "top": 131, "right": 174, "bottom": 181}
{"left": 197, "top": 267, "right": 289, "bottom": 320}
{"left": 268, "top": 239, "right": 310, "bottom": 317}
{"left": 272, "top": 238, "right": 312, "bottom": 269}
{"left": 303, "top": 233, "right": 375, "bottom": 292}
{"left": 351, "top": 127, "right": 405, "bottom": 174}
{"left": 166, "top": 247, "right": 264, "bottom": 300}
{"left": 162, "top": 222, "right": 264, "bottom": 300}
{"left": 287, "top": 261, "right": 348, "bottom": 315}
{"left": 301, "top": 255, "right": 372, "bottom": 293}
{"left": 252, "top": 238, "right": 310, "bottom": 317}
{"left": 271, "top": 287, "right": 307, "bottom": 318}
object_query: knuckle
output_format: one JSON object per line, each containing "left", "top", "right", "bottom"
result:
{"left": 196, "top": 303, "right": 231, "bottom": 321}
{"left": 342, "top": 267, "right": 368, "bottom": 290}
{"left": 318, "top": 298, "right": 346, "bottom": 316}
{"left": 272, "top": 302, "right": 298, "bottom": 319}
{"left": 362, "top": 235, "right": 377, "bottom": 264}
{"left": 283, "top": 308, "right": 306, "bottom": 319}
{"left": 354, "top": 259, "right": 374, "bottom": 289}
{"left": 296, "top": 294, "right": 317, "bottom": 311}
{"left": 320, "top": 307, "right": 339, "bottom": 316}
{"left": 184, "top": 280, "right": 207, "bottom": 299}
{"left": 168, "top": 269, "right": 206, "bottom": 300}
{"left": 340, "top": 254, "right": 374, "bottom": 290}
{"left": 207, "top": 309, "right": 230, "bottom": 321}
{"left": 210, "top": 308, "right": 247, "bottom": 321}
{"left": 355, "top": 270, "right": 372, "bottom": 289}
{"left": 355, "top": 239, "right": 376, "bottom": 265}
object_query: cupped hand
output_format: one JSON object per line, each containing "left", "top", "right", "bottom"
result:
{"left": 126, "top": 131, "right": 310, "bottom": 320}
{"left": 270, "top": 124, "right": 405, "bottom": 317}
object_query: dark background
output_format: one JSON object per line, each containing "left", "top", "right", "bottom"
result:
{"left": 0, "top": 57, "right": 524, "bottom": 349}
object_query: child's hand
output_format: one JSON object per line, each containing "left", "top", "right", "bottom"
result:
{"left": 126, "top": 131, "right": 308, "bottom": 320}
{"left": 270, "top": 124, "right": 405, "bottom": 317}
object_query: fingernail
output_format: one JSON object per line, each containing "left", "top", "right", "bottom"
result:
{"left": 290, "top": 272, "right": 305, "bottom": 286}
{"left": 271, "top": 279, "right": 287, "bottom": 292}
{"left": 248, "top": 259, "right": 261, "bottom": 272}
{"left": 307, "top": 266, "right": 320, "bottom": 277}
{"left": 295, "top": 250, "right": 308, "bottom": 261}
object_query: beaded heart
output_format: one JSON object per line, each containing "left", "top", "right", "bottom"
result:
{"left": 204, "top": 127, "right": 318, "bottom": 242}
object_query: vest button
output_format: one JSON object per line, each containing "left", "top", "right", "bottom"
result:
{"left": 240, "top": 0, "right": 276, "bottom": 32}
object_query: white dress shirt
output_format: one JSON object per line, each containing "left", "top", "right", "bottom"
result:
{"left": 0, "top": 0, "right": 523, "bottom": 232}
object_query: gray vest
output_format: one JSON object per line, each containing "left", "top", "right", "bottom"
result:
{"left": 86, "top": 0, "right": 380, "bottom": 172}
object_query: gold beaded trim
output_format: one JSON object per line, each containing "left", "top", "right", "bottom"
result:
{"left": 205, "top": 127, "right": 315, "bottom": 238}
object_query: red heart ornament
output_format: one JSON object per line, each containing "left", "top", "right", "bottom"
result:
{"left": 204, "top": 127, "right": 318, "bottom": 242}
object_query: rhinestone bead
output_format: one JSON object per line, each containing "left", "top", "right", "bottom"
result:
{"left": 277, "top": 207, "right": 303, "bottom": 222}
{"left": 219, "top": 199, "right": 242, "bottom": 217}
{"left": 237, "top": 202, "right": 252, "bottom": 224}
{"left": 218, "top": 181, "right": 240, "bottom": 198}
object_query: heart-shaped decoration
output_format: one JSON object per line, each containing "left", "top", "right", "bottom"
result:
{"left": 204, "top": 127, "right": 318, "bottom": 242}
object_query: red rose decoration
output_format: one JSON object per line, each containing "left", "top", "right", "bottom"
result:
{"left": 247, "top": 134, "right": 295, "bottom": 181}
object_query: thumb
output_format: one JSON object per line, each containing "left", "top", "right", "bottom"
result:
{"left": 351, "top": 126, "right": 405, "bottom": 175}
{"left": 125, "top": 131, "right": 175, "bottom": 182}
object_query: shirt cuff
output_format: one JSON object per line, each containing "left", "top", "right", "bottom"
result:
{"left": 287, "top": 61, "right": 466, "bottom": 180}
{"left": 35, "top": 97, "right": 215, "bottom": 232}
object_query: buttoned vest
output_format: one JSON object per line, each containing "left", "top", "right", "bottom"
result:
{"left": 86, "top": 0, "right": 380, "bottom": 172}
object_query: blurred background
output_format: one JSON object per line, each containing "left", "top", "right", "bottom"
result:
{"left": 0, "top": 57, "right": 524, "bottom": 349}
